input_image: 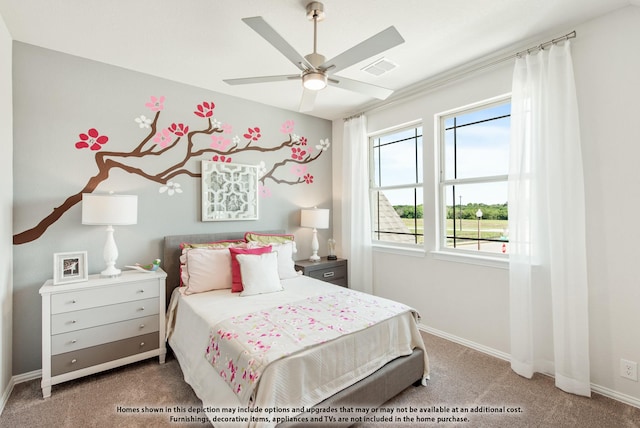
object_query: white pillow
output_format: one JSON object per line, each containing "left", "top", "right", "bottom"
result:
{"left": 236, "top": 252, "right": 283, "bottom": 296}
{"left": 183, "top": 248, "right": 232, "bottom": 294}
{"left": 270, "top": 241, "right": 299, "bottom": 279}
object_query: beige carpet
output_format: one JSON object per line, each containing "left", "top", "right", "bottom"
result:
{"left": 1, "top": 332, "right": 639, "bottom": 427}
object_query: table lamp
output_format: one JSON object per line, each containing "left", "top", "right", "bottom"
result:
{"left": 82, "top": 193, "right": 138, "bottom": 277}
{"left": 300, "top": 207, "right": 329, "bottom": 262}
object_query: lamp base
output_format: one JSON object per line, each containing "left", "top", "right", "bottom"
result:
{"left": 309, "top": 254, "right": 321, "bottom": 262}
{"left": 100, "top": 266, "right": 122, "bottom": 278}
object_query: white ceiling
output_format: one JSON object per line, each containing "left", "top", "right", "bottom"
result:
{"left": 0, "top": 0, "right": 632, "bottom": 120}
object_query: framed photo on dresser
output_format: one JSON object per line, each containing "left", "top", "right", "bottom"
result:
{"left": 53, "top": 251, "right": 88, "bottom": 285}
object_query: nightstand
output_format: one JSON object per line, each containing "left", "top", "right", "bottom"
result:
{"left": 295, "top": 257, "right": 348, "bottom": 287}
{"left": 39, "top": 269, "right": 167, "bottom": 398}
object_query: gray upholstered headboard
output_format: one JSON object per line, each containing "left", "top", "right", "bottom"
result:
{"left": 162, "top": 230, "right": 285, "bottom": 304}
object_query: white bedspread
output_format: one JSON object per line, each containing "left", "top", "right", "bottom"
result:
{"left": 167, "top": 275, "right": 429, "bottom": 428}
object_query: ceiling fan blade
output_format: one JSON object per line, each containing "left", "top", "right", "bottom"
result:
{"left": 298, "top": 89, "right": 318, "bottom": 112}
{"left": 223, "top": 75, "right": 300, "bottom": 86}
{"left": 321, "top": 26, "right": 404, "bottom": 74}
{"left": 328, "top": 76, "right": 394, "bottom": 100}
{"left": 242, "top": 17, "right": 313, "bottom": 71}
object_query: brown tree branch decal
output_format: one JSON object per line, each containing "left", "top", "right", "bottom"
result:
{"left": 13, "top": 97, "right": 330, "bottom": 244}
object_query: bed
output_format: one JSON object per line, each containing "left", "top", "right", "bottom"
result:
{"left": 163, "top": 232, "right": 429, "bottom": 427}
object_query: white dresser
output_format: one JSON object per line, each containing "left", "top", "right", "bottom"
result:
{"left": 39, "top": 269, "right": 167, "bottom": 398}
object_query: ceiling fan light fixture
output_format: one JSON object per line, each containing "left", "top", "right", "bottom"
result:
{"left": 302, "top": 71, "right": 327, "bottom": 90}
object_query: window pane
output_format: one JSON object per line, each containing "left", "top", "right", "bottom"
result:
{"left": 454, "top": 116, "right": 510, "bottom": 179}
{"left": 372, "top": 188, "right": 423, "bottom": 244}
{"left": 454, "top": 103, "right": 511, "bottom": 127}
{"left": 443, "top": 182, "right": 508, "bottom": 254}
{"left": 376, "top": 138, "right": 420, "bottom": 187}
{"left": 443, "top": 104, "right": 510, "bottom": 180}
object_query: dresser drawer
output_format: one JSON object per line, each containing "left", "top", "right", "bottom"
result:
{"left": 51, "top": 315, "right": 159, "bottom": 355}
{"left": 307, "top": 265, "right": 347, "bottom": 282}
{"left": 51, "top": 332, "right": 159, "bottom": 376}
{"left": 51, "top": 280, "right": 159, "bottom": 314}
{"left": 51, "top": 298, "right": 159, "bottom": 335}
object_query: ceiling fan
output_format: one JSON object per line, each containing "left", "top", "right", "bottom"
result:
{"left": 223, "top": 1, "right": 405, "bottom": 112}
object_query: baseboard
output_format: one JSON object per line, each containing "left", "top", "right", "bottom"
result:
{"left": 0, "top": 369, "right": 41, "bottom": 416}
{"left": 591, "top": 383, "right": 640, "bottom": 409}
{"left": 419, "top": 323, "right": 511, "bottom": 362}
{"left": 0, "top": 378, "right": 13, "bottom": 416}
{"left": 418, "top": 323, "right": 640, "bottom": 410}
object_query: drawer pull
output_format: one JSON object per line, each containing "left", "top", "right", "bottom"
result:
{"left": 71, "top": 359, "right": 77, "bottom": 364}
{"left": 70, "top": 320, "right": 77, "bottom": 324}
{"left": 323, "top": 271, "right": 335, "bottom": 278}
{"left": 138, "top": 307, "right": 145, "bottom": 311}
{"left": 140, "top": 342, "right": 145, "bottom": 347}
{"left": 71, "top": 339, "right": 77, "bottom": 344}
{"left": 71, "top": 300, "right": 77, "bottom": 304}
{"left": 137, "top": 289, "right": 145, "bottom": 293}
{"left": 139, "top": 324, "right": 145, "bottom": 329}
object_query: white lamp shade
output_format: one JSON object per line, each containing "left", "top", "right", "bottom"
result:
{"left": 301, "top": 207, "right": 329, "bottom": 229}
{"left": 82, "top": 194, "right": 138, "bottom": 225}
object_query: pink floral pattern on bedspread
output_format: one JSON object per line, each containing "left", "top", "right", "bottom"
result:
{"left": 204, "top": 288, "right": 415, "bottom": 404}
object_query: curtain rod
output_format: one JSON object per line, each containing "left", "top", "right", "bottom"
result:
{"left": 345, "top": 30, "right": 577, "bottom": 120}
{"left": 515, "top": 30, "right": 576, "bottom": 57}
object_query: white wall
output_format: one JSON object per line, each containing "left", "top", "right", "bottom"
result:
{"left": 0, "top": 12, "right": 13, "bottom": 410}
{"left": 333, "top": 5, "right": 640, "bottom": 404}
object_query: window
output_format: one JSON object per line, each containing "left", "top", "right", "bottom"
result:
{"left": 438, "top": 97, "right": 510, "bottom": 256}
{"left": 370, "top": 123, "right": 423, "bottom": 246}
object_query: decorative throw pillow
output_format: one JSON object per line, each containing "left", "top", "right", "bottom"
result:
{"left": 236, "top": 252, "right": 283, "bottom": 297}
{"left": 244, "top": 232, "right": 297, "bottom": 253}
{"left": 270, "top": 241, "right": 299, "bottom": 279}
{"left": 180, "top": 239, "right": 245, "bottom": 250}
{"left": 229, "top": 245, "right": 272, "bottom": 292}
{"left": 182, "top": 248, "right": 232, "bottom": 294}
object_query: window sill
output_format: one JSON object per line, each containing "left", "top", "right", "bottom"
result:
{"left": 431, "top": 250, "right": 508, "bottom": 269}
{"left": 372, "top": 244, "right": 426, "bottom": 258}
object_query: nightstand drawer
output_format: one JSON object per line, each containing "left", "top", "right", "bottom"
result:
{"left": 51, "top": 315, "right": 159, "bottom": 355}
{"left": 308, "top": 265, "right": 347, "bottom": 282}
{"left": 51, "top": 281, "right": 159, "bottom": 314}
{"left": 51, "top": 298, "right": 159, "bottom": 334}
{"left": 51, "top": 332, "right": 159, "bottom": 376}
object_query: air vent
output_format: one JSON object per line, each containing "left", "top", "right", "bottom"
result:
{"left": 362, "top": 58, "right": 398, "bottom": 76}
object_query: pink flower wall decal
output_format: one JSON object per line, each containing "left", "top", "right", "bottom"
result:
{"left": 291, "top": 147, "right": 307, "bottom": 160}
{"left": 75, "top": 128, "right": 108, "bottom": 151}
{"left": 145, "top": 96, "right": 165, "bottom": 112}
{"left": 210, "top": 135, "right": 231, "bottom": 151}
{"left": 291, "top": 164, "right": 307, "bottom": 177}
{"left": 259, "top": 184, "right": 272, "bottom": 198}
{"left": 152, "top": 128, "right": 172, "bottom": 148}
{"left": 194, "top": 101, "right": 215, "bottom": 118}
{"left": 221, "top": 123, "right": 233, "bottom": 134}
{"left": 304, "top": 173, "right": 314, "bottom": 184}
{"left": 168, "top": 123, "right": 189, "bottom": 136}
{"left": 243, "top": 127, "right": 261, "bottom": 141}
{"left": 299, "top": 136, "right": 308, "bottom": 146}
{"left": 280, "top": 120, "right": 294, "bottom": 134}
{"left": 212, "top": 155, "right": 232, "bottom": 163}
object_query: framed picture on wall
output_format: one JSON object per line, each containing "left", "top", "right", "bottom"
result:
{"left": 53, "top": 251, "right": 88, "bottom": 285}
{"left": 201, "top": 161, "right": 259, "bottom": 221}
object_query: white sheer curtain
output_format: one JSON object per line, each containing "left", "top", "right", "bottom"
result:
{"left": 342, "top": 115, "right": 373, "bottom": 294}
{"left": 508, "top": 41, "right": 591, "bottom": 396}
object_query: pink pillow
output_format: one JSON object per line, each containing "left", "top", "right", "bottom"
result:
{"left": 229, "top": 245, "right": 272, "bottom": 292}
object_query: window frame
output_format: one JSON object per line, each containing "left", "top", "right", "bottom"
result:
{"left": 435, "top": 94, "right": 511, "bottom": 263}
{"left": 369, "top": 120, "right": 424, "bottom": 250}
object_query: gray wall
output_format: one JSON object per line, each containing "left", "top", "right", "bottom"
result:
{"left": 1, "top": 13, "right": 13, "bottom": 400}
{"left": 12, "top": 43, "right": 332, "bottom": 374}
